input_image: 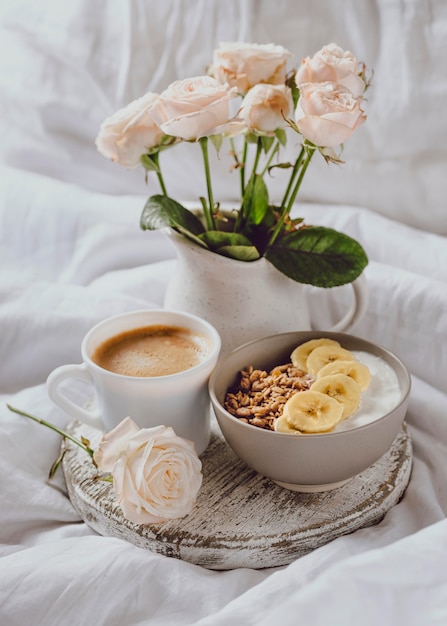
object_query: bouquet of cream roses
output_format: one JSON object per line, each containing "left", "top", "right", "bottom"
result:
{"left": 96, "top": 42, "right": 371, "bottom": 288}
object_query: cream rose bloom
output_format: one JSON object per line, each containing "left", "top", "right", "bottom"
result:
{"left": 94, "top": 417, "right": 203, "bottom": 524}
{"left": 295, "top": 81, "right": 366, "bottom": 148}
{"left": 239, "top": 84, "right": 294, "bottom": 134}
{"left": 212, "top": 42, "right": 292, "bottom": 94}
{"left": 296, "top": 43, "right": 365, "bottom": 98}
{"left": 151, "top": 76, "right": 238, "bottom": 141}
{"left": 95, "top": 92, "right": 166, "bottom": 168}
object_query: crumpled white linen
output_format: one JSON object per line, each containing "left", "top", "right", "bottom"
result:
{"left": 1, "top": 0, "right": 447, "bottom": 623}
{"left": 1, "top": 167, "right": 447, "bottom": 626}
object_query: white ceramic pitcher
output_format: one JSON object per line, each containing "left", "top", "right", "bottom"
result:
{"left": 163, "top": 230, "right": 368, "bottom": 356}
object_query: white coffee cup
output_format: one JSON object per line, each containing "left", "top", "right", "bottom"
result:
{"left": 46, "top": 309, "right": 221, "bottom": 454}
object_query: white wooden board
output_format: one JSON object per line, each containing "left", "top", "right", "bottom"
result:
{"left": 62, "top": 420, "right": 412, "bottom": 570}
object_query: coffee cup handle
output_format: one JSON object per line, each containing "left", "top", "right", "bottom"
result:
{"left": 46, "top": 363, "right": 103, "bottom": 430}
{"left": 325, "top": 273, "right": 369, "bottom": 333}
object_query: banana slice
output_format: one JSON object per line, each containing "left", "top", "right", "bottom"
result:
{"left": 306, "top": 345, "right": 355, "bottom": 376}
{"left": 274, "top": 414, "right": 302, "bottom": 434}
{"left": 290, "top": 338, "right": 341, "bottom": 372}
{"left": 310, "top": 373, "right": 362, "bottom": 420}
{"left": 282, "top": 390, "right": 344, "bottom": 433}
{"left": 317, "top": 359, "right": 371, "bottom": 391}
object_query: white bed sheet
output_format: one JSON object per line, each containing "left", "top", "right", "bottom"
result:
{"left": 1, "top": 0, "right": 447, "bottom": 624}
{"left": 1, "top": 166, "right": 447, "bottom": 626}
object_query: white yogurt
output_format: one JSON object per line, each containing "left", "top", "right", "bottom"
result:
{"left": 333, "top": 351, "right": 402, "bottom": 433}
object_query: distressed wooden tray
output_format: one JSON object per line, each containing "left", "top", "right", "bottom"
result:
{"left": 62, "top": 420, "right": 412, "bottom": 570}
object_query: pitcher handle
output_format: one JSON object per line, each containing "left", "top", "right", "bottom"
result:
{"left": 325, "top": 273, "right": 369, "bottom": 333}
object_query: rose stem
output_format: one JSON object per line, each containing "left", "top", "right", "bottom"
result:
{"left": 260, "top": 139, "right": 280, "bottom": 177}
{"left": 6, "top": 404, "right": 95, "bottom": 459}
{"left": 268, "top": 145, "right": 315, "bottom": 247}
{"left": 151, "top": 152, "right": 168, "bottom": 196}
{"left": 199, "top": 137, "right": 216, "bottom": 230}
{"left": 278, "top": 145, "right": 305, "bottom": 216}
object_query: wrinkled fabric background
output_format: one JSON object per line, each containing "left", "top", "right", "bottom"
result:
{"left": 1, "top": 1, "right": 447, "bottom": 625}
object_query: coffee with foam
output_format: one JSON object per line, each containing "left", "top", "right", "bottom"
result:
{"left": 92, "top": 324, "right": 212, "bottom": 377}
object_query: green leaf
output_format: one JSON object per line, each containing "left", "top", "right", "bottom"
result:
{"left": 261, "top": 135, "right": 275, "bottom": 154}
{"left": 209, "top": 134, "right": 223, "bottom": 153}
{"left": 218, "top": 245, "right": 260, "bottom": 261}
{"left": 198, "top": 231, "right": 260, "bottom": 261}
{"left": 176, "top": 227, "right": 209, "bottom": 249}
{"left": 245, "top": 131, "right": 259, "bottom": 144}
{"left": 286, "top": 72, "right": 300, "bottom": 109}
{"left": 242, "top": 174, "right": 269, "bottom": 226}
{"left": 274, "top": 128, "right": 287, "bottom": 146}
{"left": 140, "top": 195, "right": 205, "bottom": 235}
{"left": 199, "top": 230, "right": 254, "bottom": 249}
{"left": 265, "top": 226, "right": 368, "bottom": 287}
{"left": 140, "top": 154, "right": 160, "bottom": 173}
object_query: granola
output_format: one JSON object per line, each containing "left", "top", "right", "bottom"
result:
{"left": 224, "top": 363, "right": 314, "bottom": 430}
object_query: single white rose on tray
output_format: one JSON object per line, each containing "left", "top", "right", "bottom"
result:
{"left": 94, "top": 417, "right": 203, "bottom": 524}
{"left": 7, "top": 406, "right": 203, "bottom": 525}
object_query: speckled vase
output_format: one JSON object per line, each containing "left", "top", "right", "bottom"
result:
{"left": 163, "top": 229, "right": 368, "bottom": 357}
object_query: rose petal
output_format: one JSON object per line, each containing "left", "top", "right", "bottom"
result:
{"left": 295, "top": 43, "right": 364, "bottom": 97}
{"left": 95, "top": 92, "right": 165, "bottom": 168}
{"left": 150, "top": 76, "right": 239, "bottom": 140}
{"left": 107, "top": 424, "right": 202, "bottom": 525}
{"left": 93, "top": 416, "right": 140, "bottom": 471}
{"left": 240, "top": 84, "right": 293, "bottom": 133}
{"left": 212, "top": 42, "right": 291, "bottom": 93}
{"left": 296, "top": 115, "right": 356, "bottom": 147}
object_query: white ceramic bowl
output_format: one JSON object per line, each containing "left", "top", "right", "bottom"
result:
{"left": 209, "top": 331, "right": 411, "bottom": 492}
